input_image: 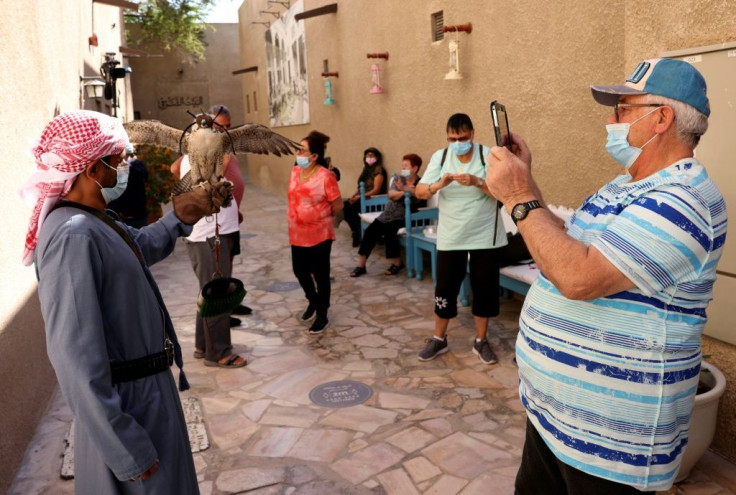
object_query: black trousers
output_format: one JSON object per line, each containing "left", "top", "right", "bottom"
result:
{"left": 358, "top": 218, "right": 404, "bottom": 260}
{"left": 291, "top": 239, "right": 332, "bottom": 317}
{"left": 343, "top": 199, "right": 361, "bottom": 240}
{"left": 515, "top": 418, "right": 655, "bottom": 495}
{"left": 434, "top": 249, "right": 499, "bottom": 319}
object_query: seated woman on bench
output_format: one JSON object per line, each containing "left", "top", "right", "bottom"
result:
{"left": 350, "top": 153, "right": 424, "bottom": 277}
{"left": 342, "top": 147, "right": 386, "bottom": 247}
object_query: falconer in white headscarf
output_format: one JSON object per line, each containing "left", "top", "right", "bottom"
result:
{"left": 19, "top": 110, "right": 129, "bottom": 265}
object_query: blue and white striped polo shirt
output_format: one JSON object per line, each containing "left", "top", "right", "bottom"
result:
{"left": 517, "top": 158, "right": 727, "bottom": 491}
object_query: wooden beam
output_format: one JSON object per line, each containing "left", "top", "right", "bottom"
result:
{"left": 232, "top": 66, "right": 258, "bottom": 75}
{"left": 119, "top": 46, "right": 161, "bottom": 57}
{"left": 93, "top": 0, "right": 139, "bottom": 10}
{"left": 294, "top": 3, "right": 337, "bottom": 21}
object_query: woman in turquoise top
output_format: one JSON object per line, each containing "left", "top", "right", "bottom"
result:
{"left": 415, "top": 113, "right": 507, "bottom": 365}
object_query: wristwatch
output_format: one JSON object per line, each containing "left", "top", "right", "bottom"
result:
{"left": 511, "top": 200, "right": 542, "bottom": 224}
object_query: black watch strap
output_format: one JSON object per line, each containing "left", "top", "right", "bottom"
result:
{"left": 511, "top": 200, "right": 542, "bottom": 224}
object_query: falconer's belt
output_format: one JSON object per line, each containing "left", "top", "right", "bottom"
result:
{"left": 110, "top": 338, "right": 175, "bottom": 384}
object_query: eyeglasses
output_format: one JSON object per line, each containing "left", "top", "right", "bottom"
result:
{"left": 613, "top": 103, "right": 664, "bottom": 122}
{"left": 446, "top": 136, "right": 471, "bottom": 143}
{"left": 296, "top": 148, "right": 312, "bottom": 156}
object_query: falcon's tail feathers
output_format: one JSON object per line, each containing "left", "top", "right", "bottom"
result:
{"left": 171, "top": 171, "right": 193, "bottom": 197}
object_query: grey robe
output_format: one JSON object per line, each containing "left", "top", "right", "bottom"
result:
{"left": 35, "top": 207, "right": 199, "bottom": 494}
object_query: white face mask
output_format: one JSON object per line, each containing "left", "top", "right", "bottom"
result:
{"left": 96, "top": 159, "right": 129, "bottom": 204}
{"left": 400, "top": 169, "right": 411, "bottom": 178}
{"left": 605, "top": 108, "right": 659, "bottom": 169}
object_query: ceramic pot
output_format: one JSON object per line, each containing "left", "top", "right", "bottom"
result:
{"left": 676, "top": 361, "right": 726, "bottom": 482}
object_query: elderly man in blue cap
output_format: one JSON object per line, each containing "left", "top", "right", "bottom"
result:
{"left": 485, "top": 59, "right": 727, "bottom": 493}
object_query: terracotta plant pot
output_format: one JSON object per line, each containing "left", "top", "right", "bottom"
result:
{"left": 676, "top": 361, "right": 727, "bottom": 482}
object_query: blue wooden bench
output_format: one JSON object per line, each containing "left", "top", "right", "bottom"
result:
{"left": 359, "top": 180, "right": 554, "bottom": 307}
{"left": 460, "top": 205, "right": 574, "bottom": 301}
{"left": 406, "top": 209, "right": 471, "bottom": 307}
{"left": 406, "top": 208, "right": 439, "bottom": 282}
{"left": 358, "top": 182, "right": 389, "bottom": 237}
{"left": 359, "top": 182, "right": 417, "bottom": 277}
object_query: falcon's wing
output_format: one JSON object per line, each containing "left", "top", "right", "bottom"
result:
{"left": 223, "top": 124, "right": 299, "bottom": 157}
{"left": 123, "top": 120, "right": 187, "bottom": 154}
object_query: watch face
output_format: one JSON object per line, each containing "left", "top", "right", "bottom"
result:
{"left": 512, "top": 205, "right": 525, "bottom": 219}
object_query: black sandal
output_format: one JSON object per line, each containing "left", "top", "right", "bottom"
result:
{"left": 350, "top": 266, "right": 367, "bottom": 277}
{"left": 384, "top": 263, "right": 405, "bottom": 275}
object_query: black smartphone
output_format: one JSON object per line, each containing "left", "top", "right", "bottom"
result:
{"left": 490, "top": 101, "right": 512, "bottom": 150}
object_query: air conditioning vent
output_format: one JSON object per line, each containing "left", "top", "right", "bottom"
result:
{"left": 432, "top": 11, "right": 444, "bottom": 42}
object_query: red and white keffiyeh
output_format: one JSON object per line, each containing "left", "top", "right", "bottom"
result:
{"left": 19, "top": 110, "right": 130, "bottom": 266}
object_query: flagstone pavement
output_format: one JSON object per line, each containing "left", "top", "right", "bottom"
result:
{"left": 11, "top": 183, "right": 736, "bottom": 495}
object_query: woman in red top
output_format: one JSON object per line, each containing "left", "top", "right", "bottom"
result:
{"left": 288, "top": 135, "right": 342, "bottom": 333}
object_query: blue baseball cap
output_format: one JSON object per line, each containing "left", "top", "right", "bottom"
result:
{"left": 591, "top": 58, "right": 710, "bottom": 117}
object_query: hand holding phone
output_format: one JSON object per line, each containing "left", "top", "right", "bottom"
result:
{"left": 490, "top": 101, "right": 512, "bottom": 150}
{"left": 451, "top": 173, "right": 477, "bottom": 187}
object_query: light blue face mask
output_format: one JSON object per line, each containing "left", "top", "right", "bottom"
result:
{"left": 449, "top": 140, "right": 472, "bottom": 156}
{"left": 96, "top": 159, "right": 129, "bottom": 204}
{"left": 605, "top": 108, "right": 659, "bottom": 169}
{"left": 400, "top": 169, "right": 411, "bottom": 178}
{"left": 296, "top": 156, "right": 311, "bottom": 168}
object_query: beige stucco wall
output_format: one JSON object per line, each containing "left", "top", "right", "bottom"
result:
{"left": 239, "top": 0, "right": 736, "bottom": 463}
{"left": 0, "top": 2, "right": 131, "bottom": 490}
{"left": 128, "top": 24, "right": 245, "bottom": 129}
{"left": 238, "top": 0, "right": 624, "bottom": 204}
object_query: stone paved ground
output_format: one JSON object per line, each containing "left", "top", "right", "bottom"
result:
{"left": 10, "top": 184, "right": 736, "bottom": 494}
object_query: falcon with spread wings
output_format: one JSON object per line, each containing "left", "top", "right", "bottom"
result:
{"left": 123, "top": 111, "right": 299, "bottom": 191}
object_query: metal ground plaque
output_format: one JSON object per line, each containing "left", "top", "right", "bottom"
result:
{"left": 309, "top": 380, "right": 373, "bottom": 408}
{"left": 267, "top": 281, "right": 301, "bottom": 292}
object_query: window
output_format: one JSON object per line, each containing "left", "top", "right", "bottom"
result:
{"left": 431, "top": 11, "right": 444, "bottom": 42}
{"left": 246, "top": 94, "right": 250, "bottom": 113}
{"left": 253, "top": 91, "right": 257, "bottom": 112}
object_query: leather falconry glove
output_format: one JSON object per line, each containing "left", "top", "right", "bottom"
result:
{"left": 172, "top": 181, "right": 234, "bottom": 225}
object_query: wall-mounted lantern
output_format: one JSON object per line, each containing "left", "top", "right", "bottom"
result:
{"left": 442, "top": 23, "right": 472, "bottom": 80}
{"left": 445, "top": 40, "right": 462, "bottom": 80}
{"left": 369, "top": 64, "right": 383, "bottom": 94}
{"left": 366, "top": 53, "right": 389, "bottom": 94}
{"left": 321, "top": 71, "right": 338, "bottom": 105}
{"left": 324, "top": 80, "right": 335, "bottom": 105}
{"left": 80, "top": 77, "right": 105, "bottom": 100}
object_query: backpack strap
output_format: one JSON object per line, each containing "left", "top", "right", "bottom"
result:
{"left": 441, "top": 145, "right": 484, "bottom": 167}
{"left": 440, "top": 147, "right": 448, "bottom": 168}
